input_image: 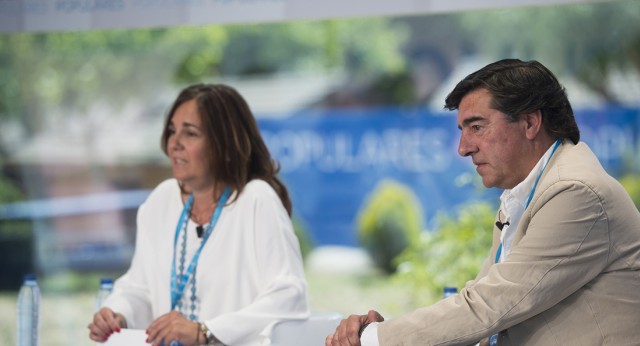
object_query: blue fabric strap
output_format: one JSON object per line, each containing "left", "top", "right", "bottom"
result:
{"left": 170, "top": 186, "right": 231, "bottom": 311}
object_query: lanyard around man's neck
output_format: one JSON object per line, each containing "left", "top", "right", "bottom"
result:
{"left": 494, "top": 139, "right": 562, "bottom": 264}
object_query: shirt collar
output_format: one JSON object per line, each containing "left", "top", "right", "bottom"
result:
{"left": 500, "top": 142, "right": 559, "bottom": 215}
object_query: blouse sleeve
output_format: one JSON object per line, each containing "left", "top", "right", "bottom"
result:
{"left": 103, "top": 198, "right": 155, "bottom": 329}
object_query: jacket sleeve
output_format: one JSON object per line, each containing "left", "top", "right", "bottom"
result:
{"left": 378, "top": 179, "right": 610, "bottom": 346}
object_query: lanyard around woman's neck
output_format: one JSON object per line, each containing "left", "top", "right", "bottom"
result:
{"left": 170, "top": 186, "right": 231, "bottom": 310}
{"left": 494, "top": 139, "right": 562, "bottom": 264}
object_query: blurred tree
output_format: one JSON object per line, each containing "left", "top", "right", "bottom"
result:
{"left": 620, "top": 173, "right": 640, "bottom": 210}
{"left": 459, "top": 0, "right": 640, "bottom": 104}
{"left": 357, "top": 179, "right": 423, "bottom": 273}
{"left": 0, "top": 18, "right": 407, "bottom": 137}
{"left": 393, "top": 201, "right": 495, "bottom": 306}
{"left": 0, "top": 27, "right": 227, "bottom": 135}
{"left": 0, "top": 158, "right": 22, "bottom": 204}
{"left": 176, "top": 18, "right": 408, "bottom": 82}
{"left": 0, "top": 155, "right": 32, "bottom": 290}
{"left": 292, "top": 216, "right": 314, "bottom": 260}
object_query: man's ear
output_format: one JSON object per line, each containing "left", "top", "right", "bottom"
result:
{"left": 523, "top": 110, "right": 543, "bottom": 140}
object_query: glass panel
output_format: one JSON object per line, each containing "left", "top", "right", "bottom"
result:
{"left": 1, "top": 1, "right": 638, "bottom": 344}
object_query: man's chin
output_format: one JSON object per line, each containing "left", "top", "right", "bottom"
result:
{"left": 480, "top": 177, "right": 497, "bottom": 189}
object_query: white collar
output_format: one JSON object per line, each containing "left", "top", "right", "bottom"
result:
{"left": 498, "top": 142, "right": 559, "bottom": 260}
{"left": 500, "top": 141, "right": 559, "bottom": 212}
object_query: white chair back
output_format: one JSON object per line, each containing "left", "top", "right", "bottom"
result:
{"left": 268, "top": 312, "right": 343, "bottom": 346}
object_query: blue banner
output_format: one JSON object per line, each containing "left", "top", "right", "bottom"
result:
{"left": 258, "top": 107, "right": 640, "bottom": 246}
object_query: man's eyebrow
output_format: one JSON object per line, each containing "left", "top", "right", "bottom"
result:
{"left": 458, "top": 116, "right": 485, "bottom": 130}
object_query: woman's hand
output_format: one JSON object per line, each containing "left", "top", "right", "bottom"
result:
{"left": 146, "top": 311, "right": 200, "bottom": 346}
{"left": 88, "top": 307, "right": 127, "bottom": 342}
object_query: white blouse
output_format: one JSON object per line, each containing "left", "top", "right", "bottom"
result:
{"left": 105, "top": 179, "right": 309, "bottom": 345}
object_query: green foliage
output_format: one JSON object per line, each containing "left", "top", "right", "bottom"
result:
{"left": 292, "top": 216, "right": 314, "bottom": 260}
{"left": 620, "top": 173, "right": 640, "bottom": 210}
{"left": 0, "top": 18, "right": 407, "bottom": 135}
{"left": 1, "top": 27, "right": 229, "bottom": 131}
{"left": 0, "top": 176, "right": 21, "bottom": 204}
{"left": 367, "top": 70, "right": 416, "bottom": 105}
{"left": 459, "top": 0, "right": 640, "bottom": 102}
{"left": 0, "top": 157, "right": 28, "bottom": 239}
{"left": 393, "top": 201, "right": 495, "bottom": 306}
{"left": 0, "top": 219, "right": 30, "bottom": 239}
{"left": 175, "top": 18, "right": 408, "bottom": 81}
{"left": 41, "top": 270, "right": 122, "bottom": 294}
{"left": 357, "top": 179, "right": 423, "bottom": 273}
{"left": 0, "top": 156, "right": 32, "bottom": 288}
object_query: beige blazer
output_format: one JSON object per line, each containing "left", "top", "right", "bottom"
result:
{"left": 379, "top": 142, "right": 640, "bottom": 345}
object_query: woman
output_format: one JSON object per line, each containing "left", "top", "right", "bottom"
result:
{"left": 88, "top": 84, "right": 309, "bottom": 346}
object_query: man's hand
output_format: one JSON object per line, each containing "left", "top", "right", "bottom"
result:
{"left": 326, "top": 310, "right": 384, "bottom": 346}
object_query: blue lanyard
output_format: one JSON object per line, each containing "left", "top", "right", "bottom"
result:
{"left": 170, "top": 187, "right": 231, "bottom": 310}
{"left": 494, "top": 139, "right": 561, "bottom": 264}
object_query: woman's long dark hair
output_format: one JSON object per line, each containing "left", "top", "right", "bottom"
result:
{"left": 160, "top": 83, "right": 292, "bottom": 216}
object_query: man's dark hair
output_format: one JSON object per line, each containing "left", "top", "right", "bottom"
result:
{"left": 444, "top": 59, "right": 580, "bottom": 144}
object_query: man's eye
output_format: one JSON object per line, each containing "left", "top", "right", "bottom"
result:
{"left": 471, "top": 125, "right": 481, "bottom": 131}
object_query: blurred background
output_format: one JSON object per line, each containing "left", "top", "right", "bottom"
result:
{"left": 1, "top": 0, "right": 640, "bottom": 344}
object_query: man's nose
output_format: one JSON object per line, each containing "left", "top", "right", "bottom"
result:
{"left": 458, "top": 133, "right": 476, "bottom": 157}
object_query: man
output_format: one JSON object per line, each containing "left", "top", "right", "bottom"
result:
{"left": 326, "top": 59, "right": 640, "bottom": 345}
